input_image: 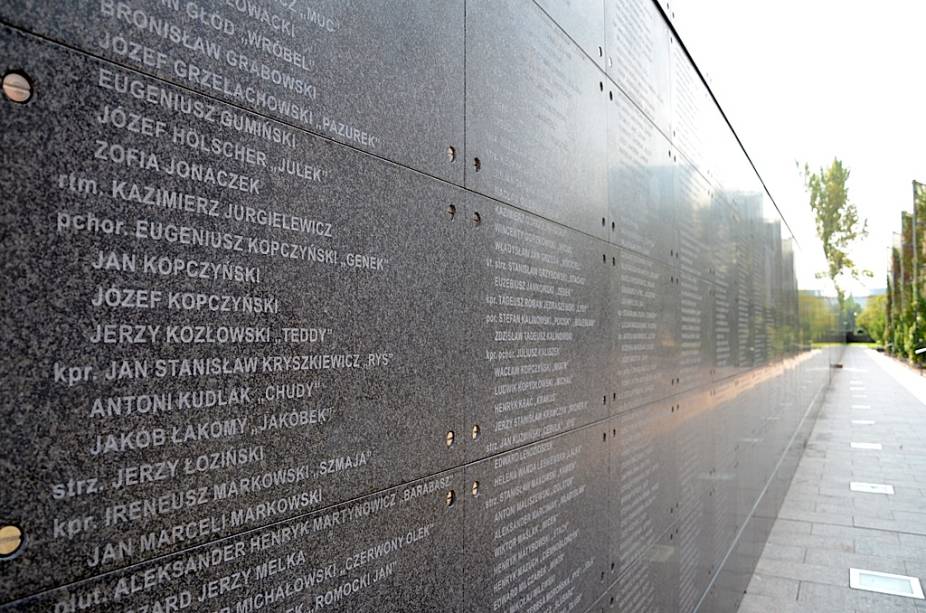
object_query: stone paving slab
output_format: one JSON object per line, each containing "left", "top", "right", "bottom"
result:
{"left": 738, "top": 348, "right": 926, "bottom": 613}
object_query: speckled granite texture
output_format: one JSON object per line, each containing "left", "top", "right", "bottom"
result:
{"left": 0, "top": 2, "right": 835, "bottom": 612}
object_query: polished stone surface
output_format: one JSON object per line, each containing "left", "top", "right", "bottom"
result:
{"left": 605, "top": 0, "right": 673, "bottom": 134}
{"left": 463, "top": 425, "right": 609, "bottom": 613}
{"left": 466, "top": 0, "right": 609, "bottom": 239}
{"left": 3, "top": 470, "right": 466, "bottom": 612}
{"left": 535, "top": 0, "right": 606, "bottom": 68}
{"left": 0, "top": 25, "right": 470, "bottom": 597}
{"left": 460, "top": 193, "right": 611, "bottom": 460}
{"left": 607, "top": 89, "right": 677, "bottom": 263}
{"left": 0, "top": 0, "right": 466, "bottom": 183}
{"left": 611, "top": 250, "right": 680, "bottom": 410}
{"left": 0, "top": 1, "right": 834, "bottom": 611}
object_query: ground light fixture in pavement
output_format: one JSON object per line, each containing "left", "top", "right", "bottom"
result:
{"left": 849, "top": 569, "right": 925, "bottom": 599}
{"left": 848, "top": 482, "right": 895, "bottom": 495}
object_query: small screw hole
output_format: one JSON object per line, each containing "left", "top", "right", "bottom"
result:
{"left": 447, "top": 146, "right": 457, "bottom": 162}
{"left": 472, "top": 212, "right": 481, "bottom": 225}
{"left": 473, "top": 157, "right": 481, "bottom": 172}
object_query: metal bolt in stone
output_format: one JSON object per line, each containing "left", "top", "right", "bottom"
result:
{"left": 0, "top": 525, "right": 23, "bottom": 557}
{"left": 446, "top": 489, "right": 455, "bottom": 507}
{"left": 471, "top": 481, "right": 479, "bottom": 496}
{"left": 445, "top": 430, "right": 454, "bottom": 447}
{"left": 2, "top": 72, "right": 31, "bottom": 103}
{"left": 471, "top": 424, "right": 480, "bottom": 440}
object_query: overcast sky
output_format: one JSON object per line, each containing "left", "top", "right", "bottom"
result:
{"left": 673, "top": 0, "right": 926, "bottom": 296}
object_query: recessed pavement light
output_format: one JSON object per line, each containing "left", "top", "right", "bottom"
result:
{"left": 851, "top": 442, "right": 882, "bottom": 450}
{"left": 850, "top": 568, "right": 924, "bottom": 599}
{"left": 852, "top": 420, "right": 875, "bottom": 425}
{"left": 850, "top": 482, "right": 894, "bottom": 494}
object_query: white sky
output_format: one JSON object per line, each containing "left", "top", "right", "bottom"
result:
{"left": 673, "top": 0, "right": 926, "bottom": 296}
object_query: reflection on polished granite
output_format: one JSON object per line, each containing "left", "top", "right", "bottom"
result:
{"left": 739, "top": 347, "right": 926, "bottom": 613}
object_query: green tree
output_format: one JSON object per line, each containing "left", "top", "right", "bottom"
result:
{"left": 841, "top": 295, "right": 862, "bottom": 332}
{"left": 801, "top": 159, "right": 870, "bottom": 312}
{"left": 885, "top": 275, "right": 894, "bottom": 347}
{"left": 798, "top": 291, "right": 839, "bottom": 344}
{"left": 856, "top": 294, "right": 886, "bottom": 344}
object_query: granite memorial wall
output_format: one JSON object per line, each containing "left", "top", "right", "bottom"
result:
{"left": 0, "top": 1, "right": 835, "bottom": 611}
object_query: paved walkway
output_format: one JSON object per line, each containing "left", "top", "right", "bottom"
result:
{"left": 739, "top": 347, "right": 926, "bottom": 613}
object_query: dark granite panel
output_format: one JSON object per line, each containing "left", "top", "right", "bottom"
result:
{"left": 1, "top": 470, "right": 465, "bottom": 612}
{"left": 0, "top": 27, "right": 466, "bottom": 598}
{"left": 736, "top": 378, "right": 780, "bottom": 523}
{"left": 675, "top": 388, "right": 713, "bottom": 513}
{"left": 712, "top": 281, "right": 734, "bottom": 382}
{"left": 613, "top": 250, "right": 679, "bottom": 411}
{"left": 702, "top": 511, "right": 768, "bottom": 613}
{"left": 463, "top": 426, "right": 609, "bottom": 613}
{"left": 0, "top": 3, "right": 833, "bottom": 612}
{"left": 611, "top": 528, "right": 679, "bottom": 613}
{"left": 607, "top": 90, "right": 677, "bottom": 264}
{"left": 604, "top": 0, "right": 672, "bottom": 134}
{"left": 732, "top": 195, "right": 764, "bottom": 370}
{"left": 612, "top": 400, "right": 677, "bottom": 575}
{"left": 675, "top": 386, "right": 721, "bottom": 613}
{"left": 460, "top": 193, "right": 611, "bottom": 460}
{"left": 0, "top": 0, "right": 464, "bottom": 182}
{"left": 669, "top": 42, "right": 709, "bottom": 173}
{"left": 709, "top": 378, "right": 743, "bottom": 560}
{"left": 678, "top": 498, "right": 711, "bottom": 613}
{"left": 710, "top": 196, "right": 737, "bottom": 381}
{"left": 731, "top": 234, "right": 751, "bottom": 372}
{"left": 586, "top": 589, "right": 613, "bottom": 613}
{"left": 534, "top": 0, "right": 606, "bottom": 68}
{"left": 675, "top": 160, "right": 713, "bottom": 280}
{"left": 677, "top": 272, "right": 714, "bottom": 392}
{"left": 466, "top": 0, "right": 609, "bottom": 239}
